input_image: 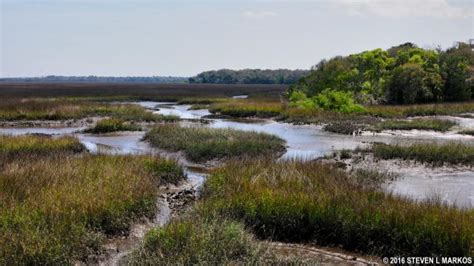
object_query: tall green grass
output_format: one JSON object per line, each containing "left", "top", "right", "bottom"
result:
{"left": 0, "top": 150, "right": 185, "bottom": 264}
{"left": 373, "top": 119, "right": 457, "bottom": 132}
{"left": 202, "top": 159, "right": 473, "bottom": 257}
{"left": 144, "top": 124, "right": 286, "bottom": 162}
{"left": 372, "top": 142, "right": 474, "bottom": 166}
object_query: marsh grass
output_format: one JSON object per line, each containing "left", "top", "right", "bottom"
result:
{"left": 202, "top": 158, "right": 473, "bottom": 257}
{"left": 84, "top": 118, "right": 142, "bottom": 133}
{"left": 144, "top": 124, "right": 286, "bottom": 162}
{"left": 209, "top": 100, "right": 283, "bottom": 118}
{"left": 0, "top": 135, "right": 85, "bottom": 158}
{"left": 365, "top": 101, "right": 474, "bottom": 118}
{"left": 373, "top": 119, "right": 457, "bottom": 132}
{"left": 372, "top": 142, "right": 474, "bottom": 166}
{"left": 177, "top": 97, "right": 229, "bottom": 105}
{"left": 128, "top": 210, "right": 264, "bottom": 265}
{"left": 459, "top": 129, "right": 474, "bottom": 136}
{"left": 323, "top": 122, "right": 364, "bottom": 135}
{"left": 0, "top": 141, "right": 185, "bottom": 264}
{"left": 279, "top": 102, "right": 474, "bottom": 124}
{"left": 0, "top": 98, "right": 178, "bottom": 122}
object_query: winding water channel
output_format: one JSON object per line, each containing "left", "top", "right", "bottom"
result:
{"left": 1, "top": 101, "right": 473, "bottom": 208}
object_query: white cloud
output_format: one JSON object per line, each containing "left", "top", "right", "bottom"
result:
{"left": 242, "top": 10, "right": 278, "bottom": 19}
{"left": 333, "top": 0, "right": 473, "bottom": 19}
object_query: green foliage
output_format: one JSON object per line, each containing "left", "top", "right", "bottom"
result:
{"left": 144, "top": 124, "right": 286, "bottom": 162}
{"left": 387, "top": 63, "right": 436, "bottom": 104}
{"left": 313, "top": 89, "right": 365, "bottom": 113}
{"left": 289, "top": 89, "right": 365, "bottom": 113}
{"left": 372, "top": 142, "right": 474, "bottom": 166}
{"left": 290, "top": 42, "right": 473, "bottom": 105}
{"left": 202, "top": 158, "right": 474, "bottom": 257}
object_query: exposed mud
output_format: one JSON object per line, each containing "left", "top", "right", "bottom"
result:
{"left": 97, "top": 180, "right": 199, "bottom": 266}
{"left": 265, "top": 242, "right": 380, "bottom": 265}
{"left": 325, "top": 152, "right": 474, "bottom": 208}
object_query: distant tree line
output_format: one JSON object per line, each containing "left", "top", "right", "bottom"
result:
{"left": 189, "top": 69, "right": 309, "bottom": 85}
{"left": 290, "top": 42, "right": 474, "bottom": 105}
{"left": 0, "top": 76, "right": 188, "bottom": 84}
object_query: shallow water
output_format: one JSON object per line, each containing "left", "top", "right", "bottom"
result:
{"left": 153, "top": 102, "right": 474, "bottom": 207}
{"left": 387, "top": 168, "right": 473, "bottom": 208}
{"left": 0, "top": 101, "right": 473, "bottom": 207}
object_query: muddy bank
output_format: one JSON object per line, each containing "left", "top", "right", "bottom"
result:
{"left": 264, "top": 242, "right": 380, "bottom": 265}
{"left": 97, "top": 179, "right": 199, "bottom": 266}
{"left": 324, "top": 152, "right": 474, "bottom": 208}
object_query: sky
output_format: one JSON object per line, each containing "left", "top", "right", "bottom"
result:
{"left": 1, "top": 0, "right": 473, "bottom": 77}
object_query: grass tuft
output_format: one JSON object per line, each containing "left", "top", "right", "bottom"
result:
{"left": 128, "top": 210, "right": 263, "bottom": 265}
{"left": 144, "top": 124, "right": 286, "bottom": 162}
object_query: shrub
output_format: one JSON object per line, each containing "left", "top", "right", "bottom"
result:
{"left": 313, "top": 89, "right": 366, "bottom": 113}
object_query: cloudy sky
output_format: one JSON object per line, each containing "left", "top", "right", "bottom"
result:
{"left": 1, "top": 0, "right": 473, "bottom": 77}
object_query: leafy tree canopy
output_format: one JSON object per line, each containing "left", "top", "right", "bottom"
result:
{"left": 290, "top": 42, "right": 473, "bottom": 106}
{"left": 189, "top": 69, "right": 309, "bottom": 85}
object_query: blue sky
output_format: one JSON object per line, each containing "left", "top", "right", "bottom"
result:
{"left": 1, "top": 0, "right": 473, "bottom": 77}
